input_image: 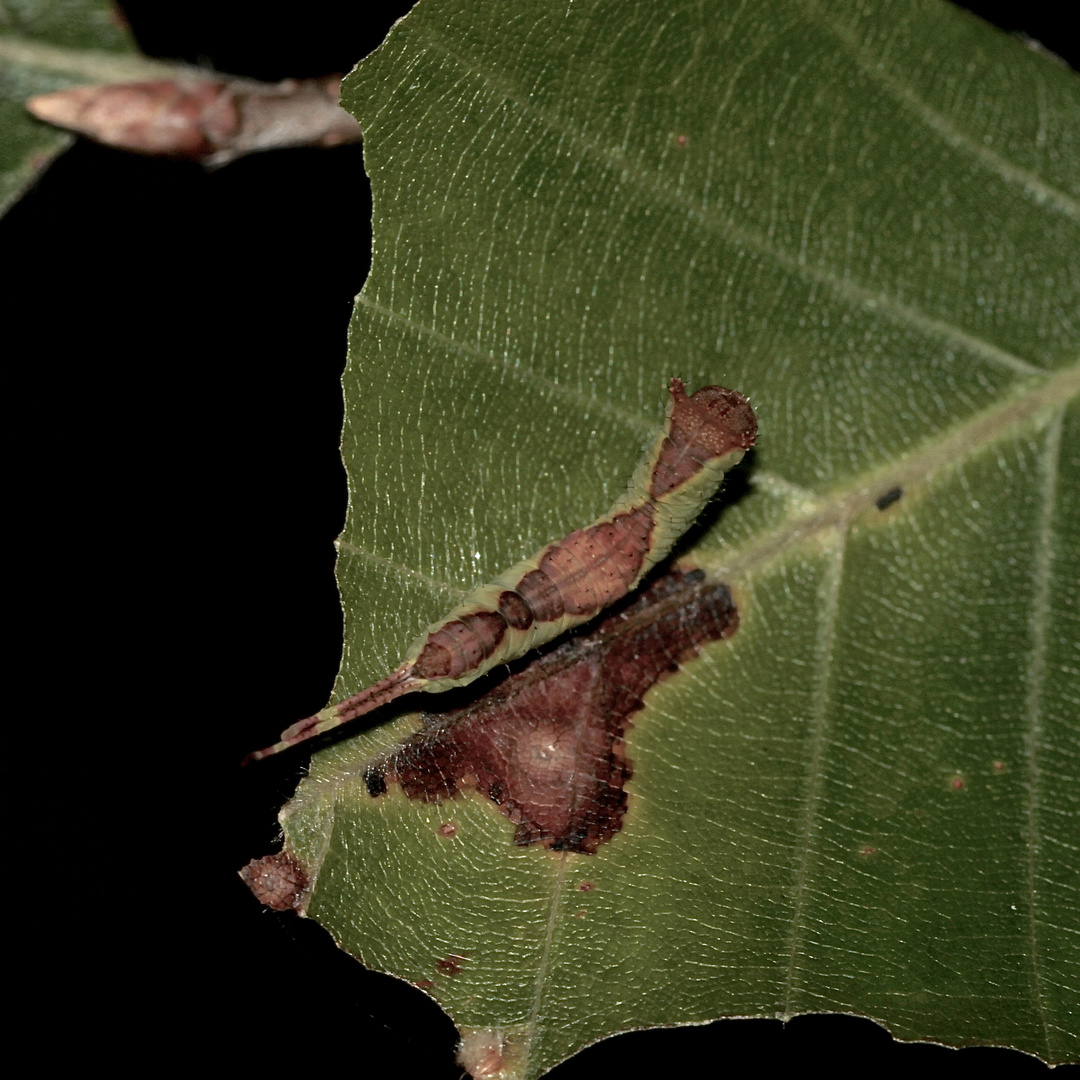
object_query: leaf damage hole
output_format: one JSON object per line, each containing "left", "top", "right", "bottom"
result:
{"left": 875, "top": 486, "right": 903, "bottom": 511}
{"left": 365, "top": 568, "right": 740, "bottom": 853}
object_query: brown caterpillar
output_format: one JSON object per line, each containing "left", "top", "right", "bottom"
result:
{"left": 245, "top": 378, "right": 756, "bottom": 762}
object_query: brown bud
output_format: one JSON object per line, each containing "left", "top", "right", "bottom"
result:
{"left": 27, "top": 79, "right": 239, "bottom": 158}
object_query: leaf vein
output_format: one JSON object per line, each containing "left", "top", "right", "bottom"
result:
{"left": 406, "top": 25, "right": 1043, "bottom": 378}
{"left": 524, "top": 851, "right": 568, "bottom": 1076}
{"left": 781, "top": 519, "right": 849, "bottom": 1018}
{"left": 808, "top": 2, "right": 1080, "bottom": 223}
{"left": 1021, "top": 403, "right": 1065, "bottom": 1057}
{"left": 354, "top": 294, "right": 657, "bottom": 438}
{"left": 334, "top": 536, "right": 471, "bottom": 599}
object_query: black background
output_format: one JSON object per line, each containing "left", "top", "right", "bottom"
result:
{"left": 4, "top": 2, "right": 1075, "bottom": 1076}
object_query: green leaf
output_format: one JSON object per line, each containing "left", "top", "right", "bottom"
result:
{"left": 275, "top": 1, "right": 1080, "bottom": 1075}
{"left": 0, "top": 0, "right": 140, "bottom": 214}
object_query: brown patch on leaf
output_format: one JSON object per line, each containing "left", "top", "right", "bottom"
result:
{"left": 239, "top": 851, "right": 307, "bottom": 912}
{"left": 435, "top": 953, "right": 469, "bottom": 976}
{"left": 437, "top": 821, "right": 458, "bottom": 838}
{"left": 368, "top": 568, "right": 739, "bottom": 853}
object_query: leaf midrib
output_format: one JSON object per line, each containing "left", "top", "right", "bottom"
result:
{"left": 698, "top": 361, "right": 1080, "bottom": 585}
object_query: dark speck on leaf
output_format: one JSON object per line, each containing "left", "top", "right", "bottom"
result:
{"left": 875, "top": 486, "right": 903, "bottom": 511}
{"left": 364, "top": 767, "right": 387, "bottom": 797}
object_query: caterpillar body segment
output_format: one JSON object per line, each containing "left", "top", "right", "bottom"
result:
{"left": 244, "top": 379, "right": 756, "bottom": 763}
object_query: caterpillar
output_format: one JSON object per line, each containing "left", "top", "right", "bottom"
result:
{"left": 245, "top": 378, "right": 756, "bottom": 762}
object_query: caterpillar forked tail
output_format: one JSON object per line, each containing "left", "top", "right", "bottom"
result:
{"left": 241, "top": 664, "right": 420, "bottom": 764}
